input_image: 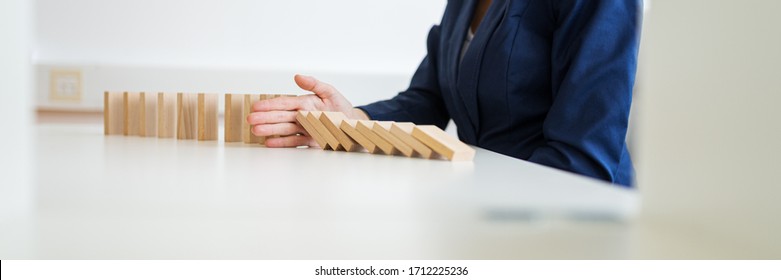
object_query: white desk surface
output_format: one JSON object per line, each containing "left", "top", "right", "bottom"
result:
{"left": 1, "top": 124, "right": 640, "bottom": 259}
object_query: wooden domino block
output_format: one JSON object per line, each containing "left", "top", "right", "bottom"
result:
{"left": 411, "top": 125, "right": 475, "bottom": 161}
{"left": 224, "top": 94, "right": 244, "bottom": 142}
{"left": 319, "top": 111, "right": 358, "bottom": 152}
{"left": 390, "top": 122, "right": 434, "bottom": 159}
{"left": 296, "top": 111, "right": 329, "bottom": 149}
{"left": 356, "top": 120, "right": 396, "bottom": 155}
{"left": 139, "top": 92, "right": 157, "bottom": 137}
{"left": 340, "top": 119, "right": 378, "bottom": 153}
{"left": 123, "top": 91, "right": 142, "bottom": 136}
{"left": 307, "top": 111, "right": 343, "bottom": 151}
{"left": 197, "top": 93, "right": 218, "bottom": 141}
{"left": 157, "top": 92, "right": 177, "bottom": 138}
{"left": 372, "top": 121, "right": 414, "bottom": 157}
{"left": 243, "top": 94, "right": 264, "bottom": 144}
{"left": 177, "top": 93, "right": 197, "bottom": 140}
{"left": 104, "top": 91, "right": 124, "bottom": 135}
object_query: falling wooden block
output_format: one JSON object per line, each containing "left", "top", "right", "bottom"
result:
{"left": 412, "top": 125, "right": 475, "bottom": 161}
{"left": 177, "top": 93, "right": 197, "bottom": 140}
{"left": 224, "top": 94, "right": 244, "bottom": 142}
{"left": 340, "top": 119, "right": 378, "bottom": 153}
{"left": 243, "top": 94, "right": 264, "bottom": 144}
{"left": 157, "top": 92, "right": 177, "bottom": 138}
{"left": 104, "top": 91, "right": 124, "bottom": 135}
{"left": 390, "top": 122, "right": 434, "bottom": 159}
{"left": 139, "top": 92, "right": 157, "bottom": 137}
{"left": 198, "top": 93, "right": 218, "bottom": 141}
{"left": 123, "top": 91, "right": 142, "bottom": 136}
{"left": 356, "top": 120, "right": 396, "bottom": 155}
{"left": 296, "top": 111, "right": 329, "bottom": 149}
{"left": 319, "top": 111, "right": 358, "bottom": 152}
{"left": 307, "top": 111, "right": 342, "bottom": 151}
{"left": 373, "top": 121, "right": 414, "bottom": 157}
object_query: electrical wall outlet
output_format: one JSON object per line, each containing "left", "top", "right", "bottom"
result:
{"left": 49, "top": 69, "right": 82, "bottom": 102}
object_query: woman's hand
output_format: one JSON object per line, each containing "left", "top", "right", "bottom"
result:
{"left": 247, "top": 74, "right": 368, "bottom": 147}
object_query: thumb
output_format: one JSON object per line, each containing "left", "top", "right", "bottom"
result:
{"left": 294, "top": 74, "right": 339, "bottom": 100}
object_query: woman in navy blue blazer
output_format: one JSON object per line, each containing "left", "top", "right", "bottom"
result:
{"left": 248, "top": 0, "right": 642, "bottom": 187}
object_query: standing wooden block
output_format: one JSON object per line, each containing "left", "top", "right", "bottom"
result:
{"left": 356, "top": 120, "right": 396, "bottom": 155}
{"left": 243, "top": 94, "right": 264, "bottom": 144}
{"left": 373, "top": 121, "right": 414, "bottom": 157}
{"left": 319, "top": 111, "right": 358, "bottom": 152}
{"left": 157, "top": 92, "right": 177, "bottom": 138}
{"left": 139, "top": 92, "right": 157, "bottom": 137}
{"left": 296, "top": 111, "right": 329, "bottom": 149}
{"left": 177, "top": 93, "right": 197, "bottom": 140}
{"left": 104, "top": 91, "right": 124, "bottom": 135}
{"left": 411, "top": 125, "right": 476, "bottom": 161}
{"left": 307, "top": 111, "right": 343, "bottom": 151}
{"left": 198, "top": 93, "right": 218, "bottom": 141}
{"left": 224, "top": 94, "right": 244, "bottom": 142}
{"left": 340, "top": 119, "right": 378, "bottom": 154}
{"left": 390, "top": 122, "right": 434, "bottom": 159}
{"left": 123, "top": 91, "right": 142, "bottom": 136}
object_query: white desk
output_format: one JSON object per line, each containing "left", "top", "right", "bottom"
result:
{"left": 0, "top": 124, "right": 638, "bottom": 259}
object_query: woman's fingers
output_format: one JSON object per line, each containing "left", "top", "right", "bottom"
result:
{"left": 294, "top": 74, "right": 340, "bottom": 100}
{"left": 247, "top": 111, "right": 298, "bottom": 125}
{"left": 252, "top": 96, "right": 306, "bottom": 112}
{"left": 264, "top": 134, "right": 319, "bottom": 148}
{"left": 251, "top": 122, "right": 305, "bottom": 137}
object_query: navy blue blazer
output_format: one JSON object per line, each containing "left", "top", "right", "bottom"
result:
{"left": 358, "top": 0, "right": 641, "bottom": 187}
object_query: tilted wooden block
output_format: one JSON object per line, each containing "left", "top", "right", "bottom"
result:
{"left": 319, "top": 111, "right": 358, "bottom": 152}
{"left": 296, "top": 111, "right": 329, "bottom": 149}
{"left": 390, "top": 122, "right": 434, "bottom": 159}
{"left": 307, "top": 111, "right": 342, "bottom": 151}
{"left": 177, "top": 93, "right": 197, "bottom": 140}
{"left": 197, "top": 93, "right": 218, "bottom": 141}
{"left": 356, "top": 120, "right": 396, "bottom": 155}
{"left": 243, "top": 94, "right": 264, "bottom": 144}
{"left": 139, "top": 92, "right": 158, "bottom": 137}
{"left": 224, "top": 93, "right": 244, "bottom": 142}
{"left": 340, "top": 119, "right": 378, "bottom": 153}
{"left": 123, "top": 91, "right": 142, "bottom": 136}
{"left": 157, "top": 92, "right": 177, "bottom": 138}
{"left": 373, "top": 121, "right": 414, "bottom": 157}
{"left": 412, "top": 125, "right": 475, "bottom": 161}
{"left": 104, "top": 91, "right": 124, "bottom": 135}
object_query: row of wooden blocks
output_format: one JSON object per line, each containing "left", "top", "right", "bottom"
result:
{"left": 296, "top": 111, "right": 475, "bottom": 161}
{"left": 103, "top": 92, "right": 293, "bottom": 144}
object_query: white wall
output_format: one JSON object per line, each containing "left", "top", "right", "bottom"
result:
{"left": 34, "top": 0, "right": 446, "bottom": 111}
{"left": 0, "top": 0, "right": 35, "bottom": 257}
{"left": 35, "top": 0, "right": 445, "bottom": 74}
{"left": 634, "top": 0, "right": 781, "bottom": 257}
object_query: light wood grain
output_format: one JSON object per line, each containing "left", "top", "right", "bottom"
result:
{"left": 296, "top": 111, "right": 329, "bottom": 149}
{"left": 340, "top": 119, "right": 378, "bottom": 153}
{"left": 139, "top": 92, "right": 158, "bottom": 137}
{"left": 356, "top": 120, "right": 396, "bottom": 155}
{"left": 123, "top": 92, "right": 141, "bottom": 136}
{"left": 224, "top": 94, "right": 244, "bottom": 142}
{"left": 243, "top": 94, "right": 264, "bottom": 144}
{"left": 104, "top": 91, "right": 125, "bottom": 135}
{"left": 390, "top": 122, "right": 434, "bottom": 159}
{"left": 319, "top": 111, "right": 358, "bottom": 152}
{"left": 197, "top": 93, "right": 218, "bottom": 141}
{"left": 411, "top": 125, "right": 475, "bottom": 161}
{"left": 157, "top": 92, "right": 177, "bottom": 138}
{"left": 177, "top": 93, "right": 197, "bottom": 140}
{"left": 307, "top": 111, "right": 342, "bottom": 151}
{"left": 373, "top": 121, "right": 414, "bottom": 157}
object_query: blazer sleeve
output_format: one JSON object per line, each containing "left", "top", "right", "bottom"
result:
{"left": 527, "top": 0, "right": 642, "bottom": 183}
{"left": 356, "top": 26, "right": 450, "bottom": 129}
